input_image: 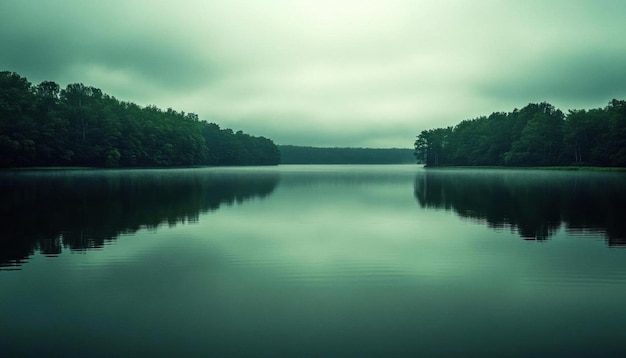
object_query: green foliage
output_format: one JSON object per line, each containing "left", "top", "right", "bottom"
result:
{"left": 0, "top": 71, "right": 280, "bottom": 167}
{"left": 415, "top": 101, "right": 626, "bottom": 167}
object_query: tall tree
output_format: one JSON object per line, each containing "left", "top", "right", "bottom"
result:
{"left": 0, "top": 71, "right": 280, "bottom": 168}
{"left": 415, "top": 100, "right": 624, "bottom": 167}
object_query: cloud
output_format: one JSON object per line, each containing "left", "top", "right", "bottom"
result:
{"left": 2, "top": 0, "right": 626, "bottom": 147}
{"left": 0, "top": 1, "right": 220, "bottom": 93}
{"left": 479, "top": 49, "right": 626, "bottom": 110}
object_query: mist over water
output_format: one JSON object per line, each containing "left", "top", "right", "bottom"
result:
{"left": 1, "top": 165, "right": 625, "bottom": 356}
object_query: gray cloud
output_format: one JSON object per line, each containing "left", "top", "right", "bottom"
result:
{"left": 2, "top": 0, "right": 626, "bottom": 147}
{"left": 0, "top": 1, "right": 221, "bottom": 97}
{"left": 479, "top": 49, "right": 626, "bottom": 110}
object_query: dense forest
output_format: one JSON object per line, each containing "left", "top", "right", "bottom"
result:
{"left": 280, "top": 145, "right": 415, "bottom": 164}
{"left": 0, "top": 71, "right": 280, "bottom": 167}
{"left": 414, "top": 100, "right": 626, "bottom": 167}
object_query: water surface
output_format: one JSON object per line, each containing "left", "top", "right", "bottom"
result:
{"left": 1, "top": 165, "right": 625, "bottom": 357}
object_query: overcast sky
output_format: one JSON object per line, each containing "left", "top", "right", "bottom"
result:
{"left": 2, "top": 0, "right": 625, "bottom": 147}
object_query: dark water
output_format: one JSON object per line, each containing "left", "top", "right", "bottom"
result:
{"left": 1, "top": 165, "right": 625, "bottom": 357}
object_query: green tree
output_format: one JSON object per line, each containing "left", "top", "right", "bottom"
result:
{"left": 606, "top": 99, "right": 626, "bottom": 166}
{"left": 504, "top": 103, "right": 564, "bottom": 166}
{"left": 414, "top": 127, "right": 452, "bottom": 166}
{"left": 0, "top": 71, "right": 37, "bottom": 166}
{"left": 1, "top": 71, "right": 280, "bottom": 168}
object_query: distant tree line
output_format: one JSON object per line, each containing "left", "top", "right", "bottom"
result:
{"left": 414, "top": 101, "right": 626, "bottom": 167}
{"left": 280, "top": 145, "right": 415, "bottom": 164}
{"left": 0, "top": 71, "right": 280, "bottom": 167}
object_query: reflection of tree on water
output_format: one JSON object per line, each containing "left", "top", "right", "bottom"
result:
{"left": 414, "top": 170, "right": 626, "bottom": 245}
{"left": 0, "top": 169, "right": 279, "bottom": 269}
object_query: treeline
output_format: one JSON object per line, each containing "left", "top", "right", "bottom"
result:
{"left": 279, "top": 145, "right": 415, "bottom": 164}
{"left": 0, "top": 71, "right": 280, "bottom": 167}
{"left": 414, "top": 100, "right": 626, "bottom": 167}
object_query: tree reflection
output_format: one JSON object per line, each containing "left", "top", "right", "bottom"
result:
{"left": 414, "top": 169, "right": 626, "bottom": 245}
{"left": 0, "top": 169, "right": 279, "bottom": 268}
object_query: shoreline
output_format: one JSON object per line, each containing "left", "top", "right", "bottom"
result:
{"left": 423, "top": 165, "right": 626, "bottom": 172}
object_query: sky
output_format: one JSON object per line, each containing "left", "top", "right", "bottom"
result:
{"left": 1, "top": 0, "right": 626, "bottom": 148}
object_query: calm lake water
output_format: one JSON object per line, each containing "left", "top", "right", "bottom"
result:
{"left": 1, "top": 165, "right": 626, "bottom": 357}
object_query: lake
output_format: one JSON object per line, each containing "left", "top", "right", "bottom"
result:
{"left": 1, "top": 165, "right": 626, "bottom": 357}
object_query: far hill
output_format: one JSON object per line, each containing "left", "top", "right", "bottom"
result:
{"left": 279, "top": 145, "right": 415, "bottom": 164}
